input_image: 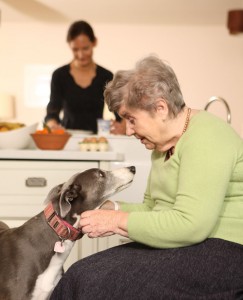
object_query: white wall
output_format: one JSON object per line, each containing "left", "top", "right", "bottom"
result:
{"left": 0, "top": 21, "right": 243, "bottom": 134}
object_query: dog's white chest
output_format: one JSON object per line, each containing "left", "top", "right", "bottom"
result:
{"left": 31, "top": 240, "right": 74, "bottom": 300}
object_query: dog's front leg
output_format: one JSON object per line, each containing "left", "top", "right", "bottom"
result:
{"left": 31, "top": 240, "right": 75, "bottom": 300}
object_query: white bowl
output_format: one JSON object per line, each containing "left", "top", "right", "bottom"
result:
{"left": 0, "top": 123, "right": 38, "bottom": 149}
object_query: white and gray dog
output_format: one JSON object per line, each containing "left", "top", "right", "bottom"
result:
{"left": 0, "top": 166, "right": 135, "bottom": 300}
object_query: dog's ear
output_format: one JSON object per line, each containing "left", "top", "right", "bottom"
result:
{"left": 44, "top": 184, "right": 63, "bottom": 204}
{"left": 59, "top": 184, "right": 81, "bottom": 217}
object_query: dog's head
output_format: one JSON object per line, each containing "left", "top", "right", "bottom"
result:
{"left": 44, "top": 166, "right": 135, "bottom": 224}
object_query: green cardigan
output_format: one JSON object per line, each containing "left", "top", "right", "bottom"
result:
{"left": 120, "top": 111, "right": 243, "bottom": 248}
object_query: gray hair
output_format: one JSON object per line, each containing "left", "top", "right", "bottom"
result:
{"left": 104, "top": 55, "right": 185, "bottom": 117}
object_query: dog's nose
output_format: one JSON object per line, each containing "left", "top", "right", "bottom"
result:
{"left": 128, "top": 166, "right": 136, "bottom": 174}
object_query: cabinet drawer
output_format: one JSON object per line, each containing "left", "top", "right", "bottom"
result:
{"left": 0, "top": 195, "right": 46, "bottom": 218}
{"left": 0, "top": 161, "right": 98, "bottom": 196}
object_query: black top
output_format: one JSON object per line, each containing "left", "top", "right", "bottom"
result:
{"left": 44, "top": 64, "right": 118, "bottom": 133}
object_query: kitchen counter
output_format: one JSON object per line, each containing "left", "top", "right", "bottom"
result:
{"left": 0, "top": 149, "right": 124, "bottom": 161}
{"left": 0, "top": 134, "right": 151, "bottom": 162}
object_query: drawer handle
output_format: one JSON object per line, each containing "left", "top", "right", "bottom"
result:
{"left": 25, "top": 177, "right": 47, "bottom": 187}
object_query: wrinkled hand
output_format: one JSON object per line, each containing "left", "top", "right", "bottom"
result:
{"left": 80, "top": 210, "right": 129, "bottom": 238}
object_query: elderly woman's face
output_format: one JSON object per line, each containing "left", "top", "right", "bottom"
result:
{"left": 118, "top": 103, "right": 169, "bottom": 152}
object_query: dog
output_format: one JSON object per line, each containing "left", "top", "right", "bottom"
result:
{"left": 0, "top": 166, "right": 135, "bottom": 300}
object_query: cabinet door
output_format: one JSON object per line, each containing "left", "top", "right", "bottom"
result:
{"left": 97, "top": 235, "right": 132, "bottom": 252}
{"left": 78, "top": 235, "right": 98, "bottom": 259}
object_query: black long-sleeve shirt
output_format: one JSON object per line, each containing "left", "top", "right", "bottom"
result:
{"left": 45, "top": 64, "right": 117, "bottom": 133}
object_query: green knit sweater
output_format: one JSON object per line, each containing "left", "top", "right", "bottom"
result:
{"left": 120, "top": 111, "right": 243, "bottom": 248}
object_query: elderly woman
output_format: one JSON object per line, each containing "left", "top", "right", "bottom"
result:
{"left": 50, "top": 56, "right": 243, "bottom": 299}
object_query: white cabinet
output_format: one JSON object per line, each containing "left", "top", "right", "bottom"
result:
{"left": 97, "top": 235, "right": 132, "bottom": 252}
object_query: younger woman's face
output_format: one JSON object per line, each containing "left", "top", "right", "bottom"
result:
{"left": 69, "top": 34, "right": 96, "bottom": 67}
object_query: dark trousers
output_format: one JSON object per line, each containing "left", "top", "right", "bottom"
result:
{"left": 50, "top": 238, "right": 243, "bottom": 300}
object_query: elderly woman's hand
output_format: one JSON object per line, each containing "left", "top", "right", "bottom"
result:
{"left": 80, "top": 210, "right": 129, "bottom": 238}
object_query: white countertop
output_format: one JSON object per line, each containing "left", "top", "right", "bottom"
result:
{"left": 0, "top": 134, "right": 151, "bottom": 162}
{"left": 0, "top": 149, "right": 124, "bottom": 161}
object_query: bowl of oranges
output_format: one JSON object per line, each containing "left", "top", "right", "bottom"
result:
{"left": 31, "top": 126, "right": 71, "bottom": 150}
